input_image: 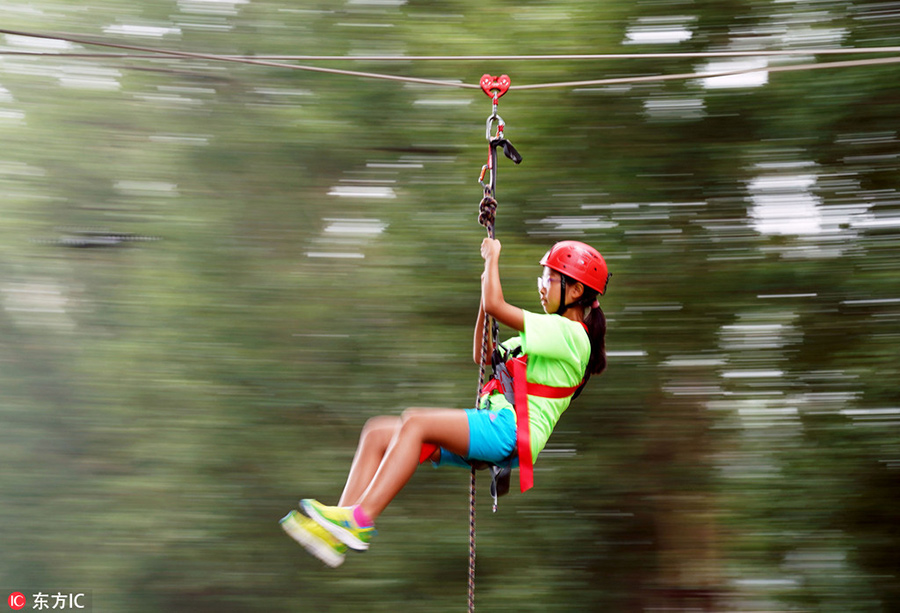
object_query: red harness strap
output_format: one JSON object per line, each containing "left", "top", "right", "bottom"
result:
{"left": 508, "top": 356, "right": 582, "bottom": 492}
{"left": 510, "top": 356, "right": 533, "bottom": 491}
{"left": 419, "top": 442, "right": 440, "bottom": 464}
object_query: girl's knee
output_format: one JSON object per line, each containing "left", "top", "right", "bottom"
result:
{"left": 399, "top": 408, "right": 432, "bottom": 430}
{"left": 361, "top": 415, "right": 401, "bottom": 440}
{"left": 400, "top": 408, "right": 421, "bottom": 422}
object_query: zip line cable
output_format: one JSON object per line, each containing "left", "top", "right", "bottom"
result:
{"left": 513, "top": 55, "right": 900, "bottom": 89}
{"left": 2, "top": 29, "right": 900, "bottom": 91}
{"left": 0, "top": 29, "right": 480, "bottom": 90}
{"left": 5, "top": 43, "right": 900, "bottom": 61}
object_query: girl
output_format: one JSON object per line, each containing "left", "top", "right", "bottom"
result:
{"left": 280, "top": 238, "right": 610, "bottom": 567}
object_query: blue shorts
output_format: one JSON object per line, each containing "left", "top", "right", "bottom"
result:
{"left": 436, "top": 408, "right": 517, "bottom": 468}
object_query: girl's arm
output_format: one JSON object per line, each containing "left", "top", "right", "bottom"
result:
{"left": 473, "top": 301, "right": 493, "bottom": 365}
{"left": 480, "top": 238, "right": 525, "bottom": 333}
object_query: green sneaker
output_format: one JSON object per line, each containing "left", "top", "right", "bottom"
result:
{"left": 300, "top": 499, "right": 376, "bottom": 552}
{"left": 280, "top": 510, "right": 347, "bottom": 568}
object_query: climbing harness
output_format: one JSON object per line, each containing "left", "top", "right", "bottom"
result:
{"left": 479, "top": 339, "right": 587, "bottom": 491}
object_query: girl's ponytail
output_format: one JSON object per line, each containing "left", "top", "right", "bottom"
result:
{"left": 563, "top": 280, "right": 607, "bottom": 399}
{"left": 583, "top": 302, "right": 607, "bottom": 376}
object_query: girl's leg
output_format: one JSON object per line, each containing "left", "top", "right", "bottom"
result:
{"left": 354, "top": 408, "right": 469, "bottom": 521}
{"left": 338, "top": 416, "right": 401, "bottom": 506}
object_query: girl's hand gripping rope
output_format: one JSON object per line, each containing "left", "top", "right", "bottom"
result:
{"left": 480, "top": 237, "right": 501, "bottom": 262}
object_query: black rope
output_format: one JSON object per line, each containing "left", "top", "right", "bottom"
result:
{"left": 469, "top": 103, "right": 496, "bottom": 613}
{"left": 469, "top": 157, "right": 496, "bottom": 613}
{"left": 468, "top": 80, "right": 522, "bottom": 612}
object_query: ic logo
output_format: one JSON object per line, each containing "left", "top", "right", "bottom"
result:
{"left": 8, "top": 592, "right": 26, "bottom": 610}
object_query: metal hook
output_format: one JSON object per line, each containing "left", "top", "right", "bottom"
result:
{"left": 486, "top": 110, "right": 505, "bottom": 141}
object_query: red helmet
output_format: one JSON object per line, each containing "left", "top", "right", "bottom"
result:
{"left": 540, "top": 240, "right": 610, "bottom": 295}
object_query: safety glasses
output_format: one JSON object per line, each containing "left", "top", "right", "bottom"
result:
{"left": 536, "top": 274, "right": 562, "bottom": 292}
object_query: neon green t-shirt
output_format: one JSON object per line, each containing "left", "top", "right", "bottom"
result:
{"left": 482, "top": 310, "right": 591, "bottom": 462}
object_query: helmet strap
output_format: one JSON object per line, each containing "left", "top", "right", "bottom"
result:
{"left": 556, "top": 276, "right": 594, "bottom": 316}
{"left": 555, "top": 276, "right": 567, "bottom": 315}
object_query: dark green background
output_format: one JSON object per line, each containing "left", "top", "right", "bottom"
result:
{"left": 1, "top": 1, "right": 899, "bottom": 610}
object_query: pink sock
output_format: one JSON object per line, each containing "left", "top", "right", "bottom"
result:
{"left": 352, "top": 505, "right": 374, "bottom": 527}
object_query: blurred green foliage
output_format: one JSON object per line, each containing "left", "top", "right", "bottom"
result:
{"left": 1, "top": 1, "right": 900, "bottom": 610}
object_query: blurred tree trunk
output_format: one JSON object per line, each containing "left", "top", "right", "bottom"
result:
{"left": 645, "top": 382, "right": 725, "bottom": 611}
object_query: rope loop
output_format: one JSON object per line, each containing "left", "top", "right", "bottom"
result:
{"left": 478, "top": 195, "right": 498, "bottom": 230}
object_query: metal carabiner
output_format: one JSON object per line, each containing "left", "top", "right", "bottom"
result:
{"left": 479, "top": 144, "right": 495, "bottom": 189}
{"left": 485, "top": 109, "right": 505, "bottom": 141}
